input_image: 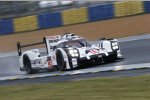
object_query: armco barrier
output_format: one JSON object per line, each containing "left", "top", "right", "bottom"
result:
{"left": 38, "top": 12, "right": 62, "bottom": 29}
{"left": 13, "top": 15, "right": 38, "bottom": 32}
{"left": 144, "top": 1, "right": 150, "bottom": 13}
{"left": 61, "top": 7, "right": 88, "bottom": 25}
{"left": 114, "top": 1, "right": 144, "bottom": 17}
{"left": 0, "top": 19, "right": 13, "bottom": 35}
{"left": 88, "top": 3, "right": 114, "bottom": 21}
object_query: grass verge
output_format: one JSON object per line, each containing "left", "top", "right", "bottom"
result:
{"left": 0, "top": 75, "right": 150, "bottom": 100}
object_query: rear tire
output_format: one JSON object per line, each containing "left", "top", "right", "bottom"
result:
{"left": 23, "top": 54, "right": 35, "bottom": 74}
{"left": 56, "top": 50, "right": 66, "bottom": 71}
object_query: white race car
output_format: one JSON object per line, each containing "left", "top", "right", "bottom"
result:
{"left": 17, "top": 33, "right": 123, "bottom": 74}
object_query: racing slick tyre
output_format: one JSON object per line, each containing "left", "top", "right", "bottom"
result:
{"left": 56, "top": 50, "right": 66, "bottom": 71}
{"left": 23, "top": 54, "right": 35, "bottom": 74}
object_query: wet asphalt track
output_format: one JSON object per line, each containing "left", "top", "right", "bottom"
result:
{"left": 0, "top": 38, "right": 150, "bottom": 85}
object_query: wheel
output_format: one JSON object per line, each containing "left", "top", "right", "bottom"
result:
{"left": 23, "top": 54, "right": 35, "bottom": 74}
{"left": 56, "top": 50, "right": 66, "bottom": 71}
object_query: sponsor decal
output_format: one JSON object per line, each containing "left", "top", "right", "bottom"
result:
{"left": 46, "top": 35, "right": 60, "bottom": 42}
{"left": 31, "top": 59, "right": 41, "bottom": 65}
{"left": 47, "top": 57, "right": 53, "bottom": 68}
{"left": 90, "top": 49, "right": 98, "bottom": 54}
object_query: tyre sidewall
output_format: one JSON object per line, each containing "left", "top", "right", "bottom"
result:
{"left": 23, "top": 54, "right": 34, "bottom": 74}
{"left": 56, "top": 50, "right": 66, "bottom": 71}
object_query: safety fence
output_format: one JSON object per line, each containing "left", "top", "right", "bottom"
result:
{"left": 0, "top": 1, "right": 150, "bottom": 35}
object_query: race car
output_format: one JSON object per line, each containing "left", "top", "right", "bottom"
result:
{"left": 17, "top": 33, "right": 123, "bottom": 74}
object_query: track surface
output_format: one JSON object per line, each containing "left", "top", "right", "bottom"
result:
{"left": 1, "top": 68, "right": 150, "bottom": 85}
{"left": 0, "top": 37, "right": 150, "bottom": 85}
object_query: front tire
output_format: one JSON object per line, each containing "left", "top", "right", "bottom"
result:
{"left": 23, "top": 54, "right": 35, "bottom": 74}
{"left": 56, "top": 50, "right": 66, "bottom": 71}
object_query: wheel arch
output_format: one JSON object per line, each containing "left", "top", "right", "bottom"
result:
{"left": 55, "top": 48, "right": 70, "bottom": 69}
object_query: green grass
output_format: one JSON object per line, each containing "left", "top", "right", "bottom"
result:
{"left": 1, "top": 75, "right": 150, "bottom": 100}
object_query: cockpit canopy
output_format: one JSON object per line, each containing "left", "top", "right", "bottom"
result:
{"left": 56, "top": 39, "right": 91, "bottom": 48}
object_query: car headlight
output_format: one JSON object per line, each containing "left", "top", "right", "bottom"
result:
{"left": 69, "top": 49, "right": 74, "bottom": 54}
{"left": 112, "top": 42, "right": 119, "bottom": 50}
{"left": 68, "top": 49, "right": 79, "bottom": 57}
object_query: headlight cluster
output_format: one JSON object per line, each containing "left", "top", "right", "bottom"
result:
{"left": 112, "top": 42, "right": 119, "bottom": 50}
{"left": 69, "top": 49, "right": 79, "bottom": 57}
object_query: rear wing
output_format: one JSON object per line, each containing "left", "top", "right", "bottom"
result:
{"left": 17, "top": 38, "right": 46, "bottom": 56}
{"left": 17, "top": 34, "right": 76, "bottom": 56}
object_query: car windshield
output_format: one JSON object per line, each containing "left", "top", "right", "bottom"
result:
{"left": 57, "top": 39, "right": 91, "bottom": 48}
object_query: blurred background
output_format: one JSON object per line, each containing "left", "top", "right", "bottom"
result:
{"left": 0, "top": 1, "right": 149, "bottom": 35}
{"left": 0, "top": 1, "right": 112, "bottom": 19}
